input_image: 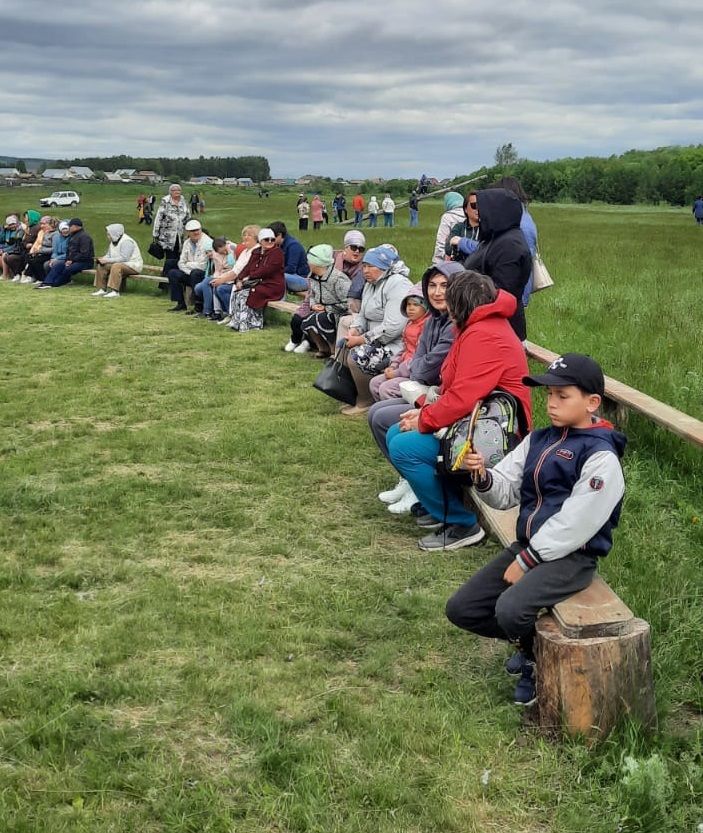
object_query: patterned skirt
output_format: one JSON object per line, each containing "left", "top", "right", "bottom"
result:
{"left": 300, "top": 310, "right": 337, "bottom": 345}
{"left": 230, "top": 289, "right": 264, "bottom": 332}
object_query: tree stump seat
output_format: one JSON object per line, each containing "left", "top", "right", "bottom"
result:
{"left": 468, "top": 489, "right": 656, "bottom": 739}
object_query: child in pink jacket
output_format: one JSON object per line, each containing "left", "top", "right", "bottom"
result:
{"left": 370, "top": 284, "right": 429, "bottom": 401}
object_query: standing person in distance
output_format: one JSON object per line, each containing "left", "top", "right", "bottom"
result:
{"left": 352, "top": 191, "right": 366, "bottom": 226}
{"left": 297, "top": 195, "right": 310, "bottom": 232}
{"left": 693, "top": 195, "right": 703, "bottom": 225}
{"left": 152, "top": 183, "right": 190, "bottom": 278}
{"left": 382, "top": 193, "right": 395, "bottom": 227}
{"left": 408, "top": 190, "right": 419, "bottom": 227}
{"left": 367, "top": 195, "right": 379, "bottom": 228}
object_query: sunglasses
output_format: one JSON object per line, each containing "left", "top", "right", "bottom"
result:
{"left": 469, "top": 201, "right": 478, "bottom": 209}
{"left": 347, "top": 244, "right": 365, "bottom": 252}
{"left": 260, "top": 237, "right": 275, "bottom": 243}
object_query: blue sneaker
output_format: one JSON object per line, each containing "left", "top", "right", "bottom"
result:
{"left": 504, "top": 650, "right": 525, "bottom": 676}
{"left": 513, "top": 660, "right": 537, "bottom": 706}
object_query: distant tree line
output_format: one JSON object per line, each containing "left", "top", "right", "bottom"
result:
{"left": 47, "top": 155, "right": 271, "bottom": 182}
{"left": 468, "top": 144, "right": 703, "bottom": 206}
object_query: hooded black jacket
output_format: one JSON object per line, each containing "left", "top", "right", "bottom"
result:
{"left": 462, "top": 188, "right": 531, "bottom": 340}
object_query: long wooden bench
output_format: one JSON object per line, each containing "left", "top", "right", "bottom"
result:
{"left": 82, "top": 269, "right": 302, "bottom": 317}
{"left": 525, "top": 341, "right": 703, "bottom": 449}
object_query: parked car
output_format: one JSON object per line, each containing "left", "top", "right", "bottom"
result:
{"left": 39, "top": 190, "right": 80, "bottom": 208}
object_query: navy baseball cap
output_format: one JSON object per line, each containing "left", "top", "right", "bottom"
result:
{"left": 523, "top": 353, "right": 605, "bottom": 397}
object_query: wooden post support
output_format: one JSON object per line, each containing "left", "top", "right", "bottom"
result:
{"left": 535, "top": 578, "right": 657, "bottom": 739}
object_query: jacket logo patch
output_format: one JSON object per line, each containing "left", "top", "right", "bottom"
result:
{"left": 590, "top": 477, "right": 605, "bottom": 491}
{"left": 556, "top": 449, "right": 574, "bottom": 460}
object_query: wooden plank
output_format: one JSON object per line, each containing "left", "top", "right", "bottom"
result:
{"left": 524, "top": 340, "right": 703, "bottom": 449}
{"left": 551, "top": 575, "right": 633, "bottom": 638}
{"left": 468, "top": 488, "right": 519, "bottom": 548}
{"left": 83, "top": 269, "right": 167, "bottom": 284}
{"left": 268, "top": 299, "right": 300, "bottom": 315}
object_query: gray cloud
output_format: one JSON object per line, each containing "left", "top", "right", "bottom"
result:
{"left": 1, "top": 0, "right": 701, "bottom": 177}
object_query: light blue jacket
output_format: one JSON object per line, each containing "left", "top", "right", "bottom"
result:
{"left": 520, "top": 208, "right": 538, "bottom": 306}
{"left": 51, "top": 232, "right": 69, "bottom": 262}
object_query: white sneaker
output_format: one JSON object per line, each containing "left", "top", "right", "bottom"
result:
{"left": 104, "top": 290, "right": 120, "bottom": 298}
{"left": 11, "top": 275, "right": 21, "bottom": 282}
{"left": 293, "top": 341, "right": 311, "bottom": 354}
{"left": 283, "top": 339, "right": 297, "bottom": 352}
{"left": 217, "top": 315, "right": 232, "bottom": 326}
{"left": 387, "top": 488, "right": 419, "bottom": 514}
{"left": 20, "top": 275, "right": 34, "bottom": 284}
{"left": 91, "top": 289, "right": 106, "bottom": 297}
{"left": 378, "top": 478, "right": 412, "bottom": 504}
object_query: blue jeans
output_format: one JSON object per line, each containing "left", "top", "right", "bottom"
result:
{"left": 43, "top": 260, "right": 93, "bottom": 287}
{"left": 194, "top": 274, "right": 221, "bottom": 314}
{"left": 354, "top": 211, "right": 363, "bottom": 226}
{"left": 285, "top": 273, "right": 309, "bottom": 293}
{"left": 383, "top": 213, "right": 394, "bottom": 227}
{"left": 409, "top": 208, "right": 418, "bottom": 227}
{"left": 368, "top": 214, "right": 377, "bottom": 227}
{"left": 387, "top": 423, "right": 477, "bottom": 526}
{"left": 215, "top": 283, "right": 233, "bottom": 314}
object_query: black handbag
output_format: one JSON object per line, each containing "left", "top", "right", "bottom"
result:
{"left": 148, "top": 240, "right": 165, "bottom": 259}
{"left": 312, "top": 346, "right": 357, "bottom": 405}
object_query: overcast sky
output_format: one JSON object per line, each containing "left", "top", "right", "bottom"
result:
{"left": 2, "top": 0, "right": 701, "bottom": 178}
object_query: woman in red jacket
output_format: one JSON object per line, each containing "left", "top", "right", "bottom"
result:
{"left": 386, "top": 270, "right": 532, "bottom": 551}
{"left": 230, "top": 227, "right": 285, "bottom": 332}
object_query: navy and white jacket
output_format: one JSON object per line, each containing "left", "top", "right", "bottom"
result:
{"left": 475, "top": 418, "right": 626, "bottom": 572}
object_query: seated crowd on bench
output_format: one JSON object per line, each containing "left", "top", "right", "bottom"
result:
{"left": 0, "top": 180, "right": 628, "bottom": 708}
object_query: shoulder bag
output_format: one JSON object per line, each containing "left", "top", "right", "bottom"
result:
{"left": 313, "top": 345, "right": 357, "bottom": 405}
{"left": 531, "top": 249, "right": 554, "bottom": 292}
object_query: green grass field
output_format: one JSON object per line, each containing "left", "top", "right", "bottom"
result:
{"left": 0, "top": 185, "right": 701, "bottom": 832}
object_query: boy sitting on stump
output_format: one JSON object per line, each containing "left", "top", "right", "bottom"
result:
{"left": 446, "top": 354, "right": 626, "bottom": 706}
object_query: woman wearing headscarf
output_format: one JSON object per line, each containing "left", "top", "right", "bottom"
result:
{"left": 432, "top": 191, "right": 466, "bottom": 265}
{"left": 287, "top": 244, "right": 350, "bottom": 357}
{"left": 23, "top": 216, "right": 58, "bottom": 283}
{"left": 228, "top": 228, "right": 285, "bottom": 332}
{"left": 3, "top": 209, "right": 41, "bottom": 279}
{"left": 340, "top": 244, "right": 412, "bottom": 416}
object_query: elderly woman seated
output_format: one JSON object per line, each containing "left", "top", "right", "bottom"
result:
{"left": 385, "top": 271, "right": 532, "bottom": 551}
{"left": 23, "top": 216, "right": 58, "bottom": 283}
{"left": 227, "top": 228, "right": 285, "bottom": 332}
{"left": 284, "top": 244, "right": 351, "bottom": 356}
{"left": 3, "top": 210, "right": 41, "bottom": 280}
{"left": 339, "top": 244, "right": 412, "bottom": 416}
{"left": 212, "top": 225, "right": 261, "bottom": 324}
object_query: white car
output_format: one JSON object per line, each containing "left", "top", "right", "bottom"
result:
{"left": 39, "top": 190, "right": 80, "bottom": 208}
